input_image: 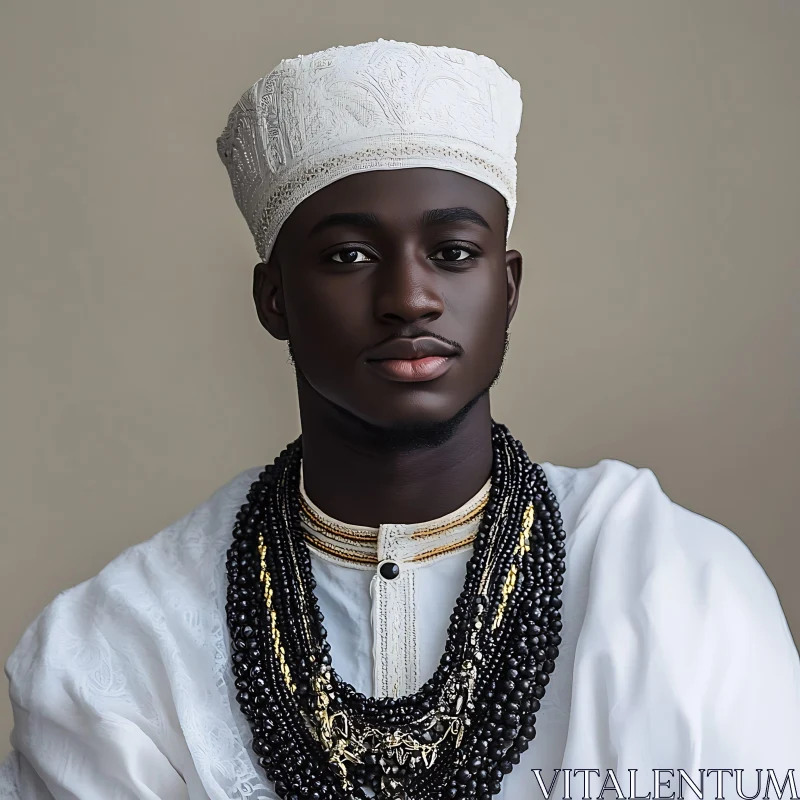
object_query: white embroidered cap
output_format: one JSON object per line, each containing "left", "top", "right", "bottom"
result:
{"left": 217, "top": 39, "right": 523, "bottom": 263}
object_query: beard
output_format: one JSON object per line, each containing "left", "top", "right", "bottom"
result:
{"left": 286, "top": 327, "right": 511, "bottom": 453}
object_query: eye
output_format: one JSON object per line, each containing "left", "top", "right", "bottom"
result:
{"left": 330, "top": 248, "right": 373, "bottom": 264}
{"left": 431, "top": 246, "right": 476, "bottom": 263}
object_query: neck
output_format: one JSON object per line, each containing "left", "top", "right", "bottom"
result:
{"left": 296, "top": 383, "right": 494, "bottom": 528}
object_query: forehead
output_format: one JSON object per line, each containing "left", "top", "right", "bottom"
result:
{"left": 280, "top": 167, "right": 507, "bottom": 235}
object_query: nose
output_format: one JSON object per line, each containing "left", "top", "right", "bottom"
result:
{"left": 372, "top": 253, "right": 445, "bottom": 325}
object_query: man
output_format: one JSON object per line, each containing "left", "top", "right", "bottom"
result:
{"left": 1, "top": 39, "right": 798, "bottom": 800}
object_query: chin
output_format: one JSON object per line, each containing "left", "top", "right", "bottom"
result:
{"left": 365, "top": 390, "right": 468, "bottom": 423}
{"left": 347, "top": 389, "right": 489, "bottom": 450}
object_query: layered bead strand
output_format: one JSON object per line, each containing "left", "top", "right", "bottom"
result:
{"left": 226, "top": 421, "right": 566, "bottom": 800}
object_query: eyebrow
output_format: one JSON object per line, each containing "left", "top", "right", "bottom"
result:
{"left": 421, "top": 207, "right": 492, "bottom": 231}
{"left": 308, "top": 212, "right": 380, "bottom": 237}
{"left": 308, "top": 207, "right": 492, "bottom": 237}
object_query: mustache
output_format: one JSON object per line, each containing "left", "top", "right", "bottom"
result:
{"left": 370, "top": 328, "right": 463, "bottom": 354}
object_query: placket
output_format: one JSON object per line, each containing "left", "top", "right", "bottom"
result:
{"left": 371, "top": 523, "right": 419, "bottom": 698}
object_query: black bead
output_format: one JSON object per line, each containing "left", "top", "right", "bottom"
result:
{"left": 489, "top": 744, "right": 505, "bottom": 761}
{"left": 467, "top": 756, "right": 483, "bottom": 773}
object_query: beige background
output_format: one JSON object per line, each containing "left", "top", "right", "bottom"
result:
{"left": 2, "top": 0, "right": 799, "bottom": 759}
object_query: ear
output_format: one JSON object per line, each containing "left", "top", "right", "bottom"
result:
{"left": 504, "top": 249, "right": 523, "bottom": 325}
{"left": 253, "top": 259, "right": 289, "bottom": 341}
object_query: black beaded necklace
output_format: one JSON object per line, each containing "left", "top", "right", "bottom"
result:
{"left": 226, "top": 421, "right": 566, "bottom": 800}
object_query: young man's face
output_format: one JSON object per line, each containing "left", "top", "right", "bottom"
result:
{"left": 255, "top": 167, "right": 522, "bottom": 432}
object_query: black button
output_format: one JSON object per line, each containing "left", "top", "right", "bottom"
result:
{"left": 379, "top": 561, "right": 400, "bottom": 580}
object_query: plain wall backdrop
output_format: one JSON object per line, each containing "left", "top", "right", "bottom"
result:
{"left": 1, "top": 0, "right": 799, "bottom": 759}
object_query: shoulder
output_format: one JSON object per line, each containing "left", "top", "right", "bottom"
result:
{"left": 548, "top": 460, "right": 800, "bottom": 759}
{"left": 540, "top": 457, "right": 797, "bottom": 650}
{"left": 541, "top": 457, "right": 760, "bottom": 573}
{"left": 540, "top": 457, "right": 642, "bottom": 518}
{"left": 546, "top": 457, "right": 797, "bottom": 659}
{"left": 5, "top": 466, "right": 261, "bottom": 690}
{"left": 3, "top": 465, "right": 273, "bottom": 797}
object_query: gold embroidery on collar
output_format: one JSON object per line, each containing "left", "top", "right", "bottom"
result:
{"left": 410, "top": 498, "right": 488, "bottom": 539}
{"left": 300, "top": 488, "right": 489, "bottom": 541}
{"left": 410, "top": 534, "right": 477, "bottom": 563}
{"left": 299, "top": 495, "right": 378, "bottom": 543}
{"left": 300, "top": 533, "right": 379, "bottom": 565}
{"left": 299, "top": 483, "right": 490, "bottom": 567}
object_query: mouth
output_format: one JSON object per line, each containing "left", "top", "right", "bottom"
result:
{"left": 365, "top": 355, "right": 455, "bottom": 383}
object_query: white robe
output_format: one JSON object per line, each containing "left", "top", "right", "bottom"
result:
{"left": 1, "top": 459, "right": 798, "bottom": 799}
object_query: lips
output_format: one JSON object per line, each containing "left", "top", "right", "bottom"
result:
{"left": 364, "top": 336, "right": 459, "bottom": 362}
{"left": 364, "top": 336, "right": 459, "bottom": 383}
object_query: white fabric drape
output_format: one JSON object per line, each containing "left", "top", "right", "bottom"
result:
{"left": 2, "top": 459, "right": 798, "bottom": 798}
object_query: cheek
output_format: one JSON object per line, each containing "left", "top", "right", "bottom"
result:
{"left": 283, "top": 281, "right": 365, "bottom": 364}
{"left": 452, "top": 274, "right": 508, "bottom": 351}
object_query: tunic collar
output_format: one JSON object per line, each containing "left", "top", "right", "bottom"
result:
{"left": 298, "top": 465, "right": 491, "bottom": 569}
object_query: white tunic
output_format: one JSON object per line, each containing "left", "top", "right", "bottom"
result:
{"left": 1, "top": 459, "right": 798, "bottom": 799}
